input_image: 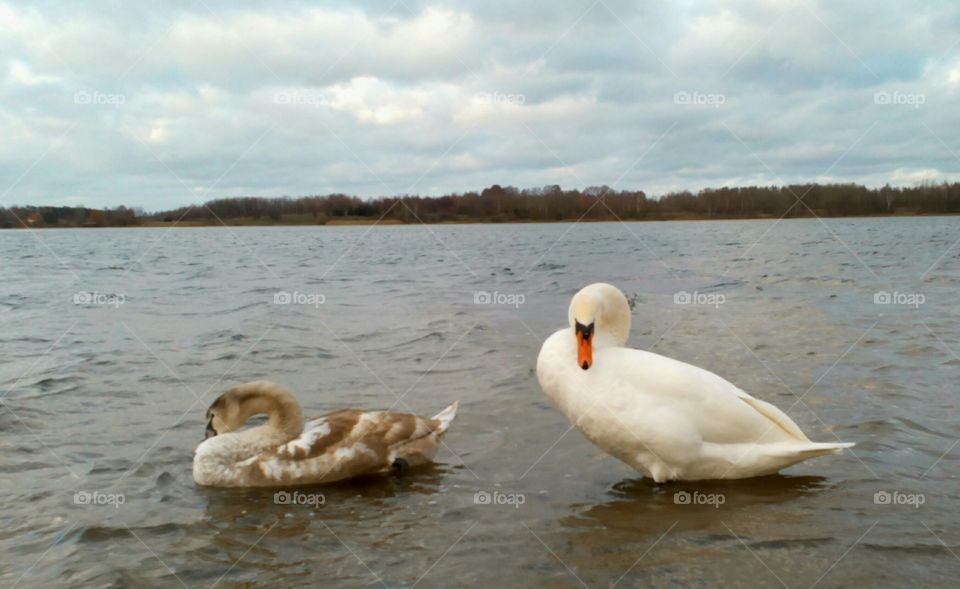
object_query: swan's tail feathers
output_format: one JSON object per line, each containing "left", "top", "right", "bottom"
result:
{"left": 431, "top": 401, "right": 459, "bottom": 434}
{"left": 768, "top": 441, "right": 855, "bottom": 458}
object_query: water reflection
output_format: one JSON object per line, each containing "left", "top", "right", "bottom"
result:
{"left": 191, "top": 466, "right": 457, "bottom": 586}
{"left": 198, "top": 463, "right": 454, "bottom": 521}
{"left": 546, "top": 475, "right": 832, "bottom": 584}
{"left": 572, "top": 475, "right": 828, "bottom": 528}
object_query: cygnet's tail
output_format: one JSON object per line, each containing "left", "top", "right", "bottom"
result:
{"left": 431, "top": 401, "right": 459, "bottom": 434}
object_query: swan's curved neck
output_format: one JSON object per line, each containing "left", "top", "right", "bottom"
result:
{"left": 568, "top": 283, "right": 631, "bottom": 347}
{"left": 229, "top": 383, "right": 304, "bottom": 443}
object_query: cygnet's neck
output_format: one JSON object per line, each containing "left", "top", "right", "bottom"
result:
{"left": 231, "top": 384, "right": 304, "bottom": 446}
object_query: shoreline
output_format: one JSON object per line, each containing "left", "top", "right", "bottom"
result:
{"left": 3, "top": 209, "right": 958, "bottom": 229}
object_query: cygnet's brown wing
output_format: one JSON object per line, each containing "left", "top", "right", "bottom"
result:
{"left": 245, "top": 408, "right": 450, "bottom": 486}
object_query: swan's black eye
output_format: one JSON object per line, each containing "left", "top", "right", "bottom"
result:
{"left": 575, "top": 321, "right": 594, "bottom": 338}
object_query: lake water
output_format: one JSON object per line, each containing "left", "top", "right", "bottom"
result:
{"left": 1, "top": 217, "right": 959, "bottom": 588}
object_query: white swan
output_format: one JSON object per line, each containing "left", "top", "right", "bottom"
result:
{"left": 193, "top": 382, "right": 457, "bottom": 487}
{"left": 536, "top": 283, "right": 853, "bottom": 482}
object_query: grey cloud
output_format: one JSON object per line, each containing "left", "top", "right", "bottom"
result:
{"left": 0, "top": 0, "right": 958, "bottom": 210}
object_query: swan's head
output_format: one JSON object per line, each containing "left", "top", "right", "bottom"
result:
{"left": 204, "top": 389, "right": 247, "bottom": 439}
{"left": 567, "top": 283, "right": 631, "bottom": 370}
{"left": 203, "top": 381, "right": 303, "bottom": 440}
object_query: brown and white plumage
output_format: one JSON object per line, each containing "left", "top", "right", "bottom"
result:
{"left": 193, "top": 382, "right": 458, "bottom": 487}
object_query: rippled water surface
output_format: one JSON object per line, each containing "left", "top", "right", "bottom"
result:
{"left": 2, "top": 218, "right": 959, "bottom": 588}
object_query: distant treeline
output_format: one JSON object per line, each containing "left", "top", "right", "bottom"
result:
{"left": 4, "top": 182, "right": 960, "bottom": 228}
{"left": 0, "top": 205, "right": 140, "bottom": 228}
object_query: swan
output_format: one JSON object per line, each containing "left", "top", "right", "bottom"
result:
{"left": 193, "top": 381, "right": 458, "bottom": 487}
{"left": 536, "top": 283, "right": 853, "bottom": 482}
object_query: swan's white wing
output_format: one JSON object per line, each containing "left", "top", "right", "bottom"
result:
{"left": 589, "top": 346, "right": 811, "bottom": 445}
{"left": 731, "top": 393, "right": 809, "bottom": 441}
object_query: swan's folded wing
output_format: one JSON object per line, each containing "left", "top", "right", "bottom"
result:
{"left": 687, "top": 367, "right": 811, "bottom": 442}
{"left": 605, "top": 348, "right": 809, "bottom": 444}
{"left": 730, "top": 392, "right": 810, "bottom": 441}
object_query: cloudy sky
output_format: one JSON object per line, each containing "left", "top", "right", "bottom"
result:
{"left": 1, "top": 0, "right": 958, "bottom": 211}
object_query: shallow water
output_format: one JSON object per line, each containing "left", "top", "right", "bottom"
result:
{"left": 1, "top": 217, "right": 959, "bottom": 588}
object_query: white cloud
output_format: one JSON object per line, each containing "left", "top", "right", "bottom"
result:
{"left": 891, "top": 168, "right": 948, "bottom": 184}
{"left": 0, "top": 0, "right": 958, "bottom": 209}
{"left": 8, "top": 60, "right": 60, "bottom": 86}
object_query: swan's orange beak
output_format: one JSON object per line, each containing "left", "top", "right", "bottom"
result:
{"left": 575, "top": 321, "right": 593, "bottom": 370}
